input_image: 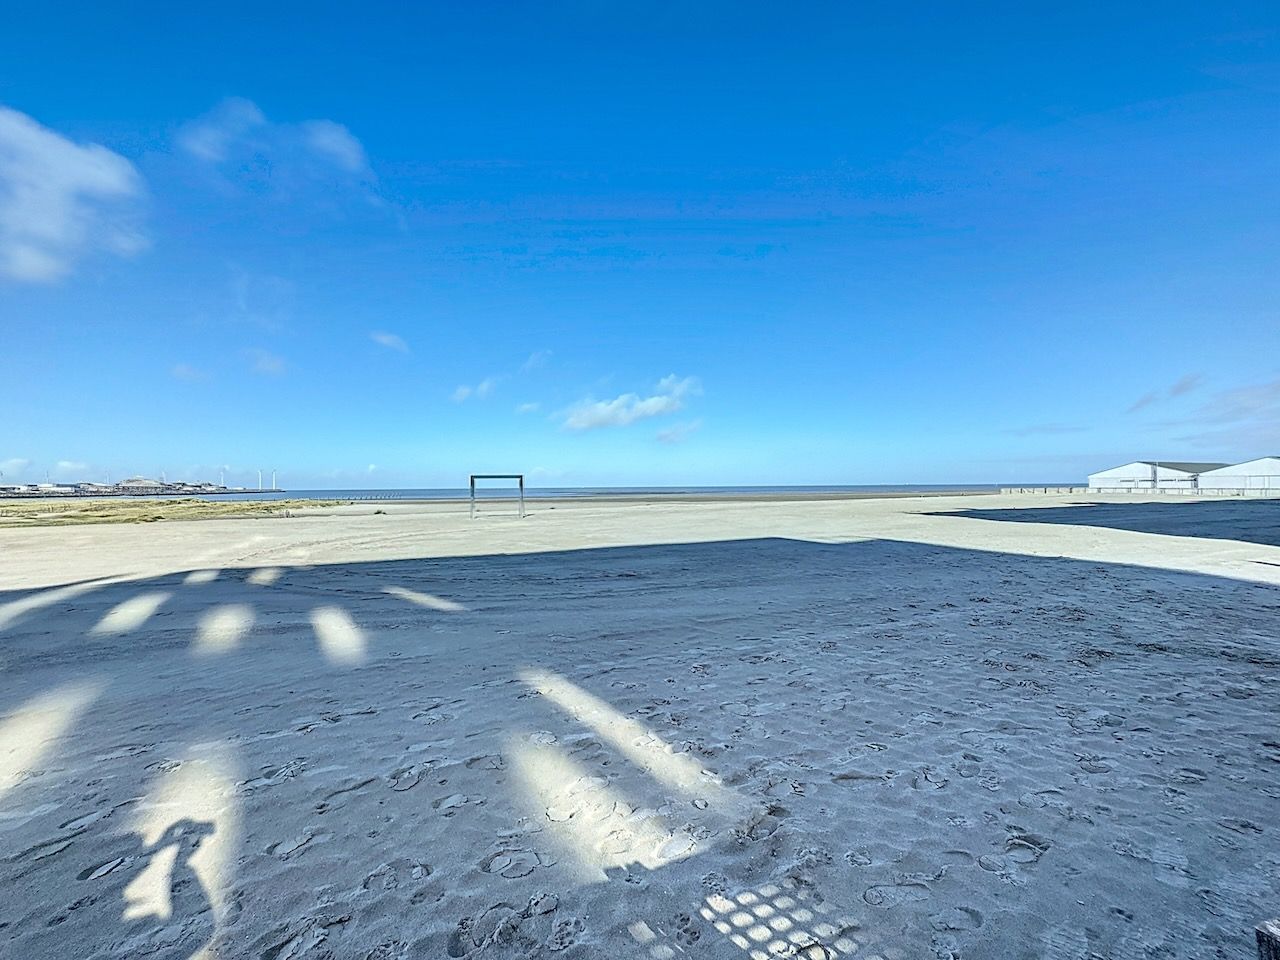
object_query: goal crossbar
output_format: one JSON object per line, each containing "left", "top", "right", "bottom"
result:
{"left": 469, "top": 474, "right": 525, "bottom": 518}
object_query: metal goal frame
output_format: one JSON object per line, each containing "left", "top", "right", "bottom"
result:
{"left": 469, "top": 474, "right": 525, "bottom": 518}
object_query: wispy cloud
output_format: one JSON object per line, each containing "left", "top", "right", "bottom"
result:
{"left": 452, "top": 377, "right": 497, "bottom": 402}
{"left": 1170, "top": 376, "right": 1280, "bottom": 449}
{"left": 178, "top": 98, "right": 374, "bottom": 199}
{"left": 656, "top": 419, "right": 702, "bottom": 444}
{"left": 0, "top": 106, "right": 146, "bottom": 282}
{"left": 229, "top": 266, "right": 294, "bottom": 330}
{"left": 178, "top": 98, "right": 264, "bottom": 164}
{"left": 302, "top": 120, "right": 368, "bottom": 173}
{"left": 244, "top": 348, "right": 285, "bottom": 376}
{"left": 370, "top": 331, "right": 409, "bottom": 353}
{"left": 562, "top": 375, "right": 700, "bottom": 431}
{"left": 1198, "top": 377, "right": 1280, "bottom": 423}
{"left": 515, "top": 402, "right": 540, "bottom": 414}
{"left": 521, "top": 350, "right": 552, "bottom": 373}
{"left": 171, "top": 363, "right": 209, "bottom": 382}
{"left": 0, "top": 457, "right": 31, "bottom": 478}
{"left": 54, "top": 460, "right": 88, "bottom": 479}
{"left": 1127, "top": 391, "right": 1160, "bottom": 414}
{"left": 1128, "top": 372, "right": 1203, "bottom": 413}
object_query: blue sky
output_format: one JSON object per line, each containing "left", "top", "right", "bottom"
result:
{"left": 1, "top": 3, "right": 1277, "bottom": 488}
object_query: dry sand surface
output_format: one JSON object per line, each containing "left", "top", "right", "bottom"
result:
{"left": 1, "top": 493, "right": 1278, "bottom": 959}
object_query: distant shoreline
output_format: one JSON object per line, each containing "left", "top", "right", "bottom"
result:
{"left": 0, "top": 484, "right": 1036, "bottom": 506}
{"left": 0, "top": 489, "right": 286, "bottom": 500}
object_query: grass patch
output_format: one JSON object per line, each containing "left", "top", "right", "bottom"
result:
{"left": 0, "top": 498, "right": 351, "bottom": 527}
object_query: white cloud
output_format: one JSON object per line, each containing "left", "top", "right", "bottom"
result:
{"left": 0, "top": 457, "right": 30, "bottom": 478}
{"left": 54, "top": 460, "right": 88, "bottom": 479}
{"left": 515, "top": 402, "right": 540, "bottom": 414}
{"left": 563, "top": 375, "right": 700, "bottom": 431}
{"left": 171, "top": 363, "right": 208, "bottom": 382}
{"left": 229, "top": 266, "right": 294, "bottom": 330}
{"left": 656, "top": 420, "right": 702, "bottom": 444}
{"left": 245, "top": 348, "right": 285, "bottom": 376}
{"left": 370, "top": 331, "right": 409, "bottom": 353}
{"left": 521, "top": 350, "right": 552, "bottom": 372}
{"left": 0, "top": 106, "right": 146, "bottom": 282}
{"left": 452, "top": 376, "right": 498, "bottom": 402}
{"left": 302, "top": 120, "right": 368, "bottom": 173}
{"left": 178, "top": 98, "right": 373, "bottom": 195}
{"left": 177, "top": 97, "right": 265, "bottom": 163}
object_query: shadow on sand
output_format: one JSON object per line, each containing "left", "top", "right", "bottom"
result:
{"left": 1, "top": 536, "right": 1278, "bottom": 959}
{"left": 934, "top": 497, "right": 1280, "bottom": 548}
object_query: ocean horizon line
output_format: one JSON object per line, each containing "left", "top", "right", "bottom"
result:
{"left": 181, "top": 482, "right": 1081, "bottom": 502}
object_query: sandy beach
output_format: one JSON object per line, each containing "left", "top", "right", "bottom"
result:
{"left": 1, "top": 492, "right": 1278, "bottom": 959}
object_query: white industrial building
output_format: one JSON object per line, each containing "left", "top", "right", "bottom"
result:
{"left": 1197, "top": 457, "right": 1280, "bottom": 491}
{"left": 1087, "top": 461, "right": 1227, "bottom": 492}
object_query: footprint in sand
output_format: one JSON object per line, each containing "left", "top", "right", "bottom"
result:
{"left": 929, "top": 906, "right": 984, "bottom": 931}
{"left": 447, "top": 894, "right": 562, "bottom": 957}
{"left": 546, "top": 917, "right": 585, "bottom": 951}
{"left": 240, "top": 759, "right": 306, "bottom": 792}
{"left": 77, "top": 856, "right": 131, "bottom": 881}
{"left": 863, "top": 882, "right": 931, "bottom": 907}
{"left": 480, "top": 848, "right": 554, "bottom": 879}
{"left": 654, "top": 833, "right": 697, "bottom": 862}
{"left": 675, "top": 912, "right": 701, "bottom": 945}
{"left": 59, "top": 798, "right": 136, "bottom": 833}
{"left": 257, "top": 913, "right": 351, "bottom": 960}
{"left": 1004, "top": 830, "right": 1052, "bottom": 864}
{"left": 413, "top": 711, "right": 456, "bottom": 727}
{"left": 434, "top": 794, "right": 484, "bottom": 816}
{"left": 267, "top": 832, "right": 330, "bottom": 860}
{"left": 598, "top": 829, "right": 635, "bottom": 856}
{"left": 315, "top": 777, "right": 377, "bottom": 814}
{"left": 364, "top": 942, "right": 409, "bottom": 960}
{"left": 1076, "top": 755, "right": 1111, "bottom": 774}
{"left": 21, "top": 837, "right": 76, "bottom": 867}
{"left": 362, "top": 859, "right": 432, "bottom": 893}
{"left": 465, "top": 754, "right": 505, "bottom": 771}
{"left": 388, "top": 765, "right": 430, "bottom": 792}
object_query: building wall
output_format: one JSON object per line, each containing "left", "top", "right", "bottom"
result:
{"left": 1197, "top": 459, "right": 1280, "bottom": 490}
{"left": 1087, "top": 462, "right": 1200, "bottom": 490}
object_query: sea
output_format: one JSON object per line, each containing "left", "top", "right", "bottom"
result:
{"left": 198, "top": 484, "right": 1037, "bottom": 502}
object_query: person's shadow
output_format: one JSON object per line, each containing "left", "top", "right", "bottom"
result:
{"left": 101, "top": 818, "right": 218, "bottom": 960}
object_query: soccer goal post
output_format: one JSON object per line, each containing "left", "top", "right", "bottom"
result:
{"left": 469, "top": 474, "right": 526, "bottom": 518}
